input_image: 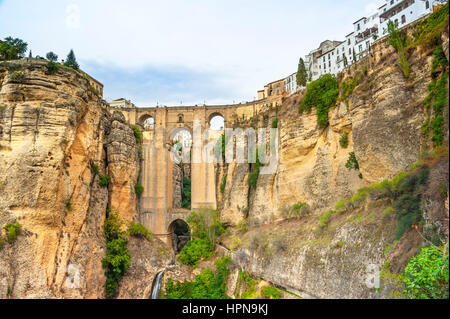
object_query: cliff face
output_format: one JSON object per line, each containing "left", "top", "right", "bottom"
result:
{"left": 0, "top": 60, "right": 166, "bottom": 299}
{"left": 220, "top": 23, "right": 449, "bottom": 298}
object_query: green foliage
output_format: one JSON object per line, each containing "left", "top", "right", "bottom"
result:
{"left": 319, "top": 210, "right": 335, "bottom": 229}
{"left": 177, "top": 238, "right": 213, "bottom": 267}
{"left": 430, "top": 73, "right": 448, "bottom": 146}
{"left": 135, "top": 183, "right": 144, "bottom": 197}
{"left": 340, "top": 73, "right": 362, "bottom": 107}
{"left": 66, "top": 202, "right": 72, "bottom": 211}
{"left": 99, "top": 175, "right": 111, "bottom": 188}
{"left": 164, "top": 256, "right": 231, "bottom": 299}
{"left": 3, "top": 222, "right": 22, "bottom": 243}
{"left": 339, "top": 132, "right": 349, "bottom": 148}
{"left": 187, "top": 209, "right": 226, "bottom": 246}
{"left": 345, "top": 152, "right": 359, "bottom": 170}
{"left": 90, "top": 162, "right": 99, "bottom": 175}
{"left": 182, "top": 177, "right": 191, "bottom": 209}
{"left": 131, "top": 125, "right": 143, "bottom": 144}
{"left": 220, "top": 175, "right": 227, "bottom": 194}
{"left": 237, "top": 219, "right": 248, "bottom": 233}
{"left": 271, "top": 118, "right": 279, "bottom": 129}
{"left": 0, "top": 37, "right": 28, "bottom": 60}
{"left": 431, "top": 44, "right": 449, "bottom": 74}
{"left": 90, "top": 85, "right": 100, "bottom": 96}
{"left": 64, "top": 49, "right": 79, "bottom": 70}
{"left": 102, "top": 213, "right": 131, "bottom": 298}
{"left": 299, "top": 74, "right": 339, "bottom": 128}
{"left": 297, "top": 57, "right": 308, "bottom": 87}
{"left": 290, "top": 202, "right": 310, "bottom": 219}
{"left": 128, "top": 222, "right": 152, "bottom": 241}
{"left": 393, "top": 194, "right": 422, "bottom": 240}
{"left": 239, "top": 271, "right": 260, "bottom": 299}
{"left": 403, "top": 245, "right": 449, "bottom": 299}
{"left": 439, "top": 183, "right": 448, "bottom": 197}
{"left": 387, "top": 20, "right": 410, "bottom": 78}
{"left": 261, "top": 286, "right": 282, "bottom": 299}
{"left": 47, "top": 61, "right": 59, "bottom": 75}
{"left": 46, "top": 52, "right": 58, "bottom": 62}
{"left": 10, "top": 71, "right": 25, "bottom": 82}
{"left": 412, "top": 3, "right": 449, "bottom": 49}
{"left": 249, "top": 148, "right": 263, "bottom": 190}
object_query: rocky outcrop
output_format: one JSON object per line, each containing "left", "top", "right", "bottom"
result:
{"left": 106, "top": 111, "right": 140, "bottom": 224}
{"left": 0, "top": 60, "right": 156, "bottom": 299}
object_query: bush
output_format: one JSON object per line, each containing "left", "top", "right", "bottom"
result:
{"left": 340, "top": 73, "right": 362, "bottom": 107}
{"left": 412, "top": 3, "right": 449, "bottom": 49}
{"left": 3, "top": 222, "right": 22, "bottom": 243}
{"left": 339, "top": 132, "right": 349, "bottom": 148}
{"left": 66, "top": 202, "right": 72, "bottom": 211}
{"left": 299, "top": 74, "right": 339, "bottom": 128}
{"left": 237, "top": 219, "right": 248, "bottom": 233}
{"left": 187, "top": 209, "right": 226, "bottom": 246}
{"left": 10, "top": 71, "right": 25, "bottom": 82}
{"left": 135, "top": 183, "right": 144, "bottom": 197}
{"left": 345, "top": 152, "right": 359, "bottom": 170}
{"left": 164, "top": 256, "right": 231, "bottom": 299}
{"left": 128, "top": 222, "right": 152, "bottom": 241}
{"left": 99, "top": 175, "right": 111, "bottom": 188}
{"left": 177, "top": 239, "right": 213, "bottom": 267}
{"left": 131, "top": 125, "right": 143, "bottom": 144}
{"left": 290, "top": 202, "right": 310, "bottom": 219}
{"left": 102, "top": 213, "right": 130, "bottom": 298}
{"left": 90, "top": 85, "right": 100, "bottom": 96}
{"left": 271, "top": 118, "right": 279, "bottom": 129}
{"left": 387, "top": 21, "right": 410, "bottom": 78}
{"left": 90, "top": 162, "right": 99, "bottom": 175}
{"left": 319, "top": 210, "right": 335, "bottom": 229}
{"left": 220, "top": 175, "right": 227, "bottom": 194}
{"left": 261, "top": 286, "right": 282, "bottom": 299}
{"left": 47, "top": 61, "right": 59, "bottom": 75}
{"left": 403, "top": 245, "right": 449, "bottom": 299}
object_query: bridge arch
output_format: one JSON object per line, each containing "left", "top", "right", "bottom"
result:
{"left": 138, "top": 113, "right": 156, "bottom": 130}
{"left": 167, "top": 218, "right": 191, "bottom": 253}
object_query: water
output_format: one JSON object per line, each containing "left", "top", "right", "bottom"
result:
{"left": 150, "top": 271, "right": 164, "bottom": 299}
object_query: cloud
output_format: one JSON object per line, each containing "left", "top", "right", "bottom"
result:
{"left": 0, "top": 0, "right": 382, "bottom": 106}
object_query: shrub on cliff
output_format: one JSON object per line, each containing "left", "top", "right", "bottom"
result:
{"left": 99, "top": 175, "right": 111, "bottom": 188}
{"left": 298, "top": 74, "right": 338, "bottom": 128}
{"left": 135, "top": 183, "right": 144, "bottom": 197}
{"left": 128, "top": 222, "right": 152, "bottom": 241}
{"left": 339, "top": 132, "right": 349, "bottom": 148}
{"left": 3, "top": 222, "right": 22, "bottom": 243}
{"left": 261, "top": 286, "right": 282, "bottom": 299}
{"left": 177, "top": 238, "right": 213, "bottom": 267}
{"left": 412, "top": 2, "right": 449, "bottom": 49}
{"left": 403, "top": 245, "right": 449, "bottom": 299}
{"left": 131, "top": 125, "right": 143, "bottom": 144}
{"left": 102, "top": 213, "right": 130, "bottom": 298}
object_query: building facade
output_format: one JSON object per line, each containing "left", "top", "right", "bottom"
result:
{"left": 302, "top": 0, "right": 438, "bottom": 83}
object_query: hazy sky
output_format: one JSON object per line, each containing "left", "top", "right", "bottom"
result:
{"left": 0, "top": 0, "right": 384, "bottom": 106}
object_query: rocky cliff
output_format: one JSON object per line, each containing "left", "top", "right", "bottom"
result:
{"left": 0, "top": 60, "right": 169, "bottom": 298}
{"left": 217, "top": 18, "right": 449, "bottom": 298}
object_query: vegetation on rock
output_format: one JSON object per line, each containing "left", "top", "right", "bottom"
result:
{"left": 128, "top": 222, "right": 152, "bottom": 241}
{"left": 298, "top": 74, "right": 339, "bottom": 128}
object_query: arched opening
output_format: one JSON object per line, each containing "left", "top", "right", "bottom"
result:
{"left": 170, "top": 128, "right": 192, "bottom": 209}
{"left": 168, "top": 219, "right": 190, "bottom": 254}
{"left": 139, "top": 114, "right": 155, "bottom": 131}
{"left": 209, "top": 113, "right": 225, "bottom": 131}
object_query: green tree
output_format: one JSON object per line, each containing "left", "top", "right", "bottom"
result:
{"left": 296, "top": 57, "right": 307, "bottom": 87}
{"left": 64, "top": 49, "right": 79, "bottom": 70}
{"left": 28, "top": 50, "right": 32, "bottom": 58}
{"left": 46, "top": 52, "right": 58, "bottom": 62}
{"left": 343, "top": 53, "right": 348, "bottom": 67}
{"left": 352, "top": 48, "right": 357, "bottom": 62}
{"left": 0, "top": 37, "right": 28, "bottom": 60}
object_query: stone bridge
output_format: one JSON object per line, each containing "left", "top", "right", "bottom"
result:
{"left": 114, "top": 101, "right": 273, "bottom": 247}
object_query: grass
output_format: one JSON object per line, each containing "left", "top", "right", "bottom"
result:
{"left": 411, "top": 3, "right": 449, "bottom": 50}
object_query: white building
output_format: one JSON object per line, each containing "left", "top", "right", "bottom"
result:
{"left": 301, "top": 0, "right": 439, "bottom": 83}
{"left": 285, "top": 72, "right": 298, "bottom": 94}
{"left": 109, "top": 98, "right": 136, "bottom": 108}
{"left": 379, "top": 0, "right": 436, "bottom": 37}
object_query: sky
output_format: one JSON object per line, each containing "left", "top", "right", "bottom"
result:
{"left": 0, "top": 0, "right": 385, "bottom": 107}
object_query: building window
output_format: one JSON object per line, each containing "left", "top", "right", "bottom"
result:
{"left": 359, "top": 44, "right": 363, "bottom": 52}
{"left": 401, "top": 15, "right": 406, "bottom": 24}
{"left": 178, "top": 114, "right": 184, "bottom": 123}
{"left": 426, "top": 1, "right": 429, "bottom": 9}
{"left": 357, "top": 24, "right": 360, "bottom": 31}
{"left": 348, "top": 39, "right": 351, "bottom": 45}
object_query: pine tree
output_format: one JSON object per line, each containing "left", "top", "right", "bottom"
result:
{"left": 343, "top": 54, "right": 348, "bottom": 67}
{"left": 296, "top": 58, "right": 308, "bottom": 87}
{"left": 64, "top": 49, "right": 79, "bottom": 70}
{"left": 352, "top": 48, "right": 357, "bottom": 63}
{"left": 28, "top": 50, "right": 32, "bottom": 58}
